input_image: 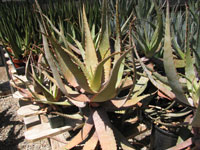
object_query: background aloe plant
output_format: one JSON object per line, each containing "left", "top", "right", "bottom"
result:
{"left": 0, "top": 1, "right": 40, "bottom": 59}
{"left": 132, "top": 1, "right": 200, "bottom": 148}
{"left": 131, "top": 0, "right": 163, "bottom": 58}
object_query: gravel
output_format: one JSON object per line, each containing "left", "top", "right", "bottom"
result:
{"left": 0, "top": 66, "right": 51, "bottom": 150}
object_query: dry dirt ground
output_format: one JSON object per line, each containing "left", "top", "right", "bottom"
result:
{"left": 0, "top": 65, "right": 51, "bottom": 150}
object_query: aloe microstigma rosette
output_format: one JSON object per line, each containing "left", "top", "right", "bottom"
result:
{"left": 35, "top": 0, "right": 150, "bottom": 149}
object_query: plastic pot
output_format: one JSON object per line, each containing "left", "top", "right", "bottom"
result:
{"left": 150, "top": 124, "right": 178, "bottom": 150}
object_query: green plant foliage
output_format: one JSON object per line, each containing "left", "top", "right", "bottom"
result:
{"left": 35, "top": 0, "right": 151, "bottom": 149}
{"left": 163, "top": 1, "right": 191, "bottom": 107}
{"left": 0, "top": 1, "right": 40, "bottom": 59}
{"left": 132, "top": 0, "right": 163, "bottom": 58}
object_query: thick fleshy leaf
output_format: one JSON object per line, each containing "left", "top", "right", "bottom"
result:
{"left": 192, "top": 101, "right": 200, "bottom": 127}
{"left": 41, "top": 70, "right": 75, "bottom": 95}
{"left": 174, "top": 59, "right": 186, "bottom": 68}
{"left": 114, "top": 0, "right": 124, "bottom": 88}
{"left": 41, "top": 71, "right": 88, "bottom": 107}
{"left": 68, "top": 94, "right": 90, "bottom": 102}
{"left": 90, "top": 52, "right": 120, "bottom": 92}
{"left": 99, "top": 0, "right": 111, "bottom": 82}
{"left": 163, "top": 2, "right": 191, "bottom": 106}
{"left": 51, "top": 112, "right": 82, "bottom": 120}
{"left": 47, "top": 35, "right": 94, "bottom": 93}
{"left": 168, "top": 138, "right": 192, "bottom": 150}
{"left": 83, "top": 131, "right": 98, "bottom": 150}
{"left": 121, "top": 12, "right": 133, "bottom": 33}
{"left": 43, "top": 14, "right": 78, "bottom": 87}
{"left": 83, "top": 5, "right": 98, "bottom": 76}
{"left": 113, "top": 127, "right": 135, "bottom": 150}
{"left": 91, "top": 50, "right": 131, "bottom": 102}
{"left": 149, "top": 1, "right": 163, "bottom": 56}
{"left": 62, "top": 46, "right": 93, "bottom": 86}
{"left": 185, "top": 44, "right": 198, "bottom": 93}
{"left": 185, "top": 5, "right": 198, "bottom": 96}
{"left": 92, "top": 108, "right": 117, "bottom": 150}
{"left": 162, "top": 110, "right": 192, "bottom": 117}
{"left": 35, "top": 99, "right": 71, "bottom": 106}
{"left": 32, "top": 75, "right": 55, "bottom": 102}
{"left": 132, "top": 75, "right": 149, "bottom": 98}
{"left": 69, "top": 34, "right": 85, "bottom": 60}
{"left": 110, "top": 97, "right": 129, "bottom": 109}
{"left": 123, "top": 94, "right": 150, "bottom": 107}
{"left": 172, "top": 38, "right": 185, "bottom": 60}
{"left": 37, "top": 17, "right": 69, "bottom": 97}
{"left": 133, "top": 40, "right": 176, "bottom": 100}
{"left": 65, "top": 114, "right": 94, "bottom": 150}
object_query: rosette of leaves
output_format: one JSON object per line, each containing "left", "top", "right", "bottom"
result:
{"left": 0, "top": 1, "right": 39, "bottom": 59}
{"left": 35, "top": 0, "right": 150, "bottom": 149}
{"left": 14, "top": 54, "right": 69, "bottom": 106}
{"left": 132, "top": 0, "right": 163, "bottom": 58}
{"left": 134, "top": 1, "right": 200, "bottom": 148}
{"left": 14, "top": 53, "right": 84, "bottom": 123}
{"left": 163, "top": 2, "right": 200, "bottom": 148}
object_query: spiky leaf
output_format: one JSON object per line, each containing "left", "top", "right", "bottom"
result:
{"left": 65, "top": 114, "right": 94, "bottom": 149}
{"left": 114, "top": 0, "right": 124, "bottom": 88}
{"left": 83, "top": 131, "right": 98, "bottom": 150}
{"left": 163, "top": 2, "right": 191, "bottom": 106}
{"left": 47, "top": 35, "right": 94, "bottom": 93}
{"left": 99, "top": 0, "right": 111, "bottom": 81}
{"left": 91, "top": 50, "right": 131, "bottom": 102}
{"left": 83, "top": 5, "right": 98, "bottom": 77}
{"left": 38, "top": 17, "right": 69, "bottom": 97}
{"left": 92, "top": 108, "right": 117, "bottom": 150}
{"left": 123, "top": 94, "right": 150, "bottom": 107}
{"left": 90, "top": 52, "right": 120, "bottom": 92}
{"left": 113, "top": 127, "right": 135, "bottom": 150}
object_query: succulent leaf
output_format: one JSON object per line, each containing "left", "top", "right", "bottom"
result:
{"left": 47, "top": 35, "right": 94, "bottom": 93}
{"left": 65, "top": 114, "right": 94, "bottom": 150}
{"left": 149, "top": 1, "right": 163, "bottom": 56}
{"left": 83, "top": 5, "right": 98, "bottom": 77}
{"left": 133, "top": 40, "right": 176, "bottom": 100}
{"left": 114, "top": 0, "right": 124, "bottom": 88}
{"left": 90, "top": 52, "right": 120, "bottom": 92}
{"left": 37, "top": 4, "right": 70, "bottom": 97}
{"left": 113, "top": 127, "right": 135, "bottom": 150}
{"left": 83, "top": 131, "right": 98, "bottom": 150}
{"left": 92, "top": 108, "right": 117, "bottom": 150}
{"left": 91, "top": 49, "right": 131, "bottom": 102}
{"left": 99, "top": 0, "right": 111, "bottom": 82}
{"left": 123, "top": 94, "right": 150, "bottom": 107}
{"left": 163, "top": 2, "right": 191, "bottom": 106}
{"left": 132, "top": 75, "right": 149, "bottom": 98}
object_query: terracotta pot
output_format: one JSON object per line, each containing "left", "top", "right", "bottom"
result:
{"left": 12, "top": 58, "right": 25, "bottom": 68}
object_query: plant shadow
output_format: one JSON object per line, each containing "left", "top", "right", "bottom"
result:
{"left": 0, "top": 107, "right": 24, "bottom": 150}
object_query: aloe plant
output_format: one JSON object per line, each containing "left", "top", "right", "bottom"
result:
{"left": 132, "top": 0, "right": 163, "bottom": 58}
{"left": 130, "top": 2, "right": 200, "bottom": 148}
{"left": 164, "top": 2, "right": 200, "bottom": 148}
{"left": 0, "top": 1, "right": 39, "bottom": 59}
{"left": 35, "top": 0, "right": 151, "bottom": 149}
